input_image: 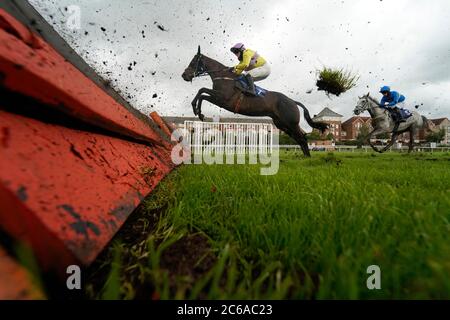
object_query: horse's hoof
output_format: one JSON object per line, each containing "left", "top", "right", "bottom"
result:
{"left": 199, "top": 114, "right": 205, "bottom": 121}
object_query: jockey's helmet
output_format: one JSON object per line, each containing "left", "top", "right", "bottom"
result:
{"left": 379, "top": 85, "right": 391, "bottom": 94}
{"left": 230, "top": 43, "right": 245, "bottom": 54}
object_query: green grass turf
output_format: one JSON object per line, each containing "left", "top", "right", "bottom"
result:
{"left": 95, "top": 151, "right": 450, "bottom": 299}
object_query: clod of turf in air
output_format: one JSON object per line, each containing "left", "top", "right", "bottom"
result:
{"left": 316, "top": 67, "right": 359, "bottom": 96}
{"left": 154, "top": 21, "right": 167, "bottom": 31}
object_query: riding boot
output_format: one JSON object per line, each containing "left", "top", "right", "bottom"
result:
{"left": 245, "top": 74, "right": 256, "bottom": 96}
{"left": 390, "top": 110, "right": 399, "bottom": 123}
{"left": 391, "top": 108, "right": 405, "bottom": 123}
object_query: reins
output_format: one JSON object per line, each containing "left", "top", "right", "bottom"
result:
{"left": 192, "top": 54, "right": 229, "bottom": 78}
{"left": 194, "top": 68, "right": 229, "bottom": 77}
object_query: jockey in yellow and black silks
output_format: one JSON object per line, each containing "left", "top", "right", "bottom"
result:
{"left": 230, "top": 43, "right": 271, "bottom": 95}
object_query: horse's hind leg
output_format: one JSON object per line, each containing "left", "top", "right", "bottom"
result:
{"left": 273, "top": 99, "right": 310, "bottom": 157}
{"left": 292, "top": 127, "right": 311, "bottom": 157}
{"left": 277, "top": 122, "right": 310, "bottom": 157}
{"left": 382, "top": 130, "right": 400, "bottom": 152}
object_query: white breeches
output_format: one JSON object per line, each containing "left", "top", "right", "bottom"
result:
{"left": 246, "top": 63, "right": 271, "bottom": 81}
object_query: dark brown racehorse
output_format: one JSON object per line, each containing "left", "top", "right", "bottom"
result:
{"left": 181, "top": 46, "right": 328, "bottom": 157}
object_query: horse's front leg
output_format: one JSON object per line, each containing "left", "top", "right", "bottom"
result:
{"left": 382, "top": 130, "right": 400, "bottom": 152}
{"left": 196, "top": 94, "right": 223, "bottom": 121}
{"left": 381, "top": 140, "right": 396, "bottom": 152}
{"left": 366, "top": 129, "right": 385, "bottom": 153}
{"left": 408, "top": 128, "right": 415, "bottom": 153}
{"left": 191, "top": 88, "right": 217, "bottom": 115}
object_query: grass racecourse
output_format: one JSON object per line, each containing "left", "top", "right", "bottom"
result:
{"left": 86, "top": 151, "right": 450, "bottom": 299}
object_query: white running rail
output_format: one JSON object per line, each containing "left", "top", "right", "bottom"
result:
{"left": 183, "top": 121, "right": 273, "bottom": 155}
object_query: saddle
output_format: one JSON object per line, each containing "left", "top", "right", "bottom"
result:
{"left": 388, "top": 107, "right": 412, "bottom": 123}
{"left": 234, "top": 75, "right": 267, "bottom": 97}
{"left": 387, "top": 107, "right": 413, "bottom": 135}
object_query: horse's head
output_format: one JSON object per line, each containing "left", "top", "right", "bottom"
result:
{"left": 182, "top": 45, "right": 206, "bottom": 81}
{"left": 354, "top": 92, "right": 372, "bottom": 115}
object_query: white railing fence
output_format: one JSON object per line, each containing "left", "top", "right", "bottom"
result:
{"left": 277, "top": 145, "right": 450, "bottom": 152}
{"left": 183, "top": 121, "right": 273, "bottom": 155}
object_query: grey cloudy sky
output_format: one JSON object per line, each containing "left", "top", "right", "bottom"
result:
{"left": 30, "top": 0, "right": 450, "bottom": 129}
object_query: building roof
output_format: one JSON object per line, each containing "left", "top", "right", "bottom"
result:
{"left": 313, "top": 107, "right": 343, "bottom": 119}
{"left": 431, "top": 118, "right": 449, "bottom": 125}
{"left": 163, "top": 116, "right": 274, "bottom": 125}
{"left": 342, "top": 116, "right": 371, "bottom": 126}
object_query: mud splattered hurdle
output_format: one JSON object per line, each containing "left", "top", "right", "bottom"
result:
{"left": 0, "top": 6, "right": 178, "bottom": 297}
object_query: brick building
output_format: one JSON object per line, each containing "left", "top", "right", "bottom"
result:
{"left": 429, "top": 118, "right": 450, "bottom": 144}
{"left": 312, "top": 107, "right": 343, "bottom": 141}
{"left": 341, "top": 116, "right": 373, "bottom": 141}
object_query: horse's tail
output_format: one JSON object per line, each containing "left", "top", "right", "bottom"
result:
{"left": 294, "top": 100, "right": 329, "bottom": 133}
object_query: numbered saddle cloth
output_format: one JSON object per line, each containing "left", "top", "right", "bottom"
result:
{"left": 235, "top": 75, "right": 267, "bottom": 97}
{"left": 399, "top": 108, "right": 412, "bottom": 120}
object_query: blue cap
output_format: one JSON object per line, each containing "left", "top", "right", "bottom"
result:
{"left": 380, "top": 85, "right": 390, "bottom": 93}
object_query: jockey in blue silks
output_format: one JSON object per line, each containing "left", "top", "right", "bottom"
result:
{"left": 379, "top": 86, "right": 410, "bottom": 123}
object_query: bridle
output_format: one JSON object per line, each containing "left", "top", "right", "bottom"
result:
{"left": 359, "top": 98, "right": 370, "bottom": 112}
{"left": 192, "top": 54, "right": 207, "bottom": 77}
{"left": 191, "top": 54, "right": 228, "bottom": 78}
{"left": 356, "top": 97, "right": 387, "bottom": 120}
